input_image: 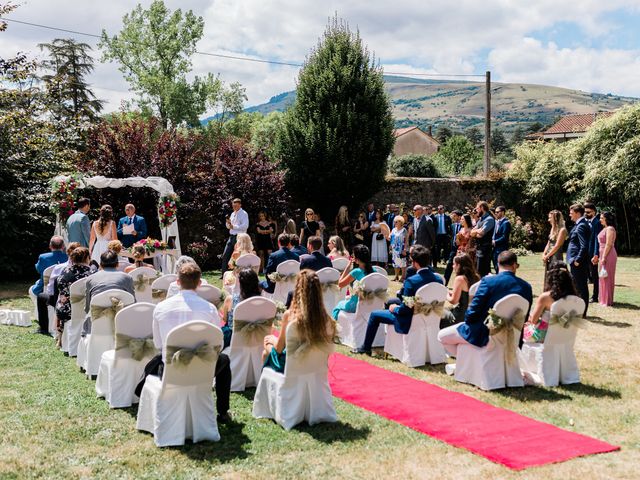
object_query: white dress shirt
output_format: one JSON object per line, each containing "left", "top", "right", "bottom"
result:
{"left": 166, "top": 278, "right": 208, "bottom": 298}
{"left": 152, "top": 290, "right": 218, "bottom": 362}
{"left": 229, "top": 208, "right": 249, "bottom": 235}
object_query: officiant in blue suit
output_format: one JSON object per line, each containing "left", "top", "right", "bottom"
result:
{"left": 117, "top": 203, "right": 147, "bottom": 248}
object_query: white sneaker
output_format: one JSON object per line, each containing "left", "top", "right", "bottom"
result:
{"left": 445, "top": 363, "right": 456, "bottom": 376}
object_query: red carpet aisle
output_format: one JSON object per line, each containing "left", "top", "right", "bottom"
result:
{"left": 327, "top": 353, "right": 619, "bottom": 470}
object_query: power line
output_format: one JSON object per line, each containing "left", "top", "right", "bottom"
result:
{"left": 1, "top": 16, "right": 485, "bottom": 78}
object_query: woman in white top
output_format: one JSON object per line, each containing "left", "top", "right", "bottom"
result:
{"left": 327, "top": 235, "right": 350, "bottom": 261}
{"left": 370, "top": 209, "right": 390, "bottom": 266}
{"left": 90, "top": 205, "right": 117, "bottom": 264}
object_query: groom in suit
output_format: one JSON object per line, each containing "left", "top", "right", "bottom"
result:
{"left": 117, "top": 204, "right": 147, "bottom": 248}
{"left": 352, "top": 245, "right": 443, "bottom": 355}
{"left": 66, "top": 198, "right": 91, "bottom": 247}
{"left": 566, "top": 203, "right": 591, "bottom": 317}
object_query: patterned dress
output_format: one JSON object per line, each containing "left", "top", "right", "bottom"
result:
{"left": 390, "top": 227, "right": 407, "bottom": 268}
{"left": 55, "top": 264, "right": 92, "bottom": 324}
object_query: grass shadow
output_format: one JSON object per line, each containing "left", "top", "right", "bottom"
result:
{"left": 586, "top": 316, "right": 632, "bottom": 328}
{"left": 557, "top": 383, "right": 622, "bottom": 399}
{"left": 612, "top": 301, "right": 640, "bottom": 310}
{"left": 493, "top": 386, "right": 572, "bottom": 402}
{"left": 170, "top": 417, "right": 252, "bottom": 462}
{"left": 294, "top": 421, "right": 371, "bottom": 444}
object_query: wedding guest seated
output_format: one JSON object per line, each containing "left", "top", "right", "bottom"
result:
{"left": 441, "top": 254, "right": 480, "bottom": 328}
{"left": 327, "top": 235, "right": 350, "bottom": 261}
{"left": 83, "top": 251, "right": 136, "bottom": 336}
{"left": 300, "top": 236, "right": 332, "bottom": 271}
{"left": 33, "top": 237, "right": 71, "bottom": 335}
{"left": 166, "top": 256, "right": 209, "bottom": 298}
{"left": 124, "top": 245, "right": 146, "bottom": 273}
{"left": 437, "top": 251, "right": 533, "bottom": 356}
{"left": 222, "top": 233, "right": 255, "bottom": 289}
{"left": 220, "top": 268, "right": 262, "bottom": 348}
{"left": 136, "top": 263, "right": 232, "bottom": 423}
{"left": 262, "top": 270, "right": 337, "bottom": 372}
{"left": 33, "top": 235, "right": 67, "bottom": 296}
{"left": 261, "top": 234, "right": 300, "bottom": 295}
{"left": 290, "top": 234, "right": 308, "bottom": 256}
{"left": 107, "top": 240, "right": 129, "bottom": 271}
{"left": 54, "top": 247, "right": 93, "bottom": 348}
{"left": 351, "top": 245, "right": 443, "bottom": 355}
{"left": 331, "top": 245, "right": 374, "bottom": 320}
{"left": 523, "top": 262, "right": 577, "bottom": 343}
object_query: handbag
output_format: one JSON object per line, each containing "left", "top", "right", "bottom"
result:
{"left": 376, "top": 233, "right": 384, "bottom": 240}
{"left": 598, "top": 266, "right": 608, "bottom": 278}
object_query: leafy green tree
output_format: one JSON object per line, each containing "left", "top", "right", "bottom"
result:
{"left": 276, "top": 16, "right": 394, "bottom": 214}
{"left": 432, "top": 135, "right": 482, "bottom": 176}
{"left": 436, "top": 125, "right": 453, "bottom": 145}
{"left": 464, "top": 126, "right": 483, "bottom": 147}
{"left": 510, "top": 126, "right": 526, "bottom": 146}
{"left": 526, "top": 121, "right": 544, "bottom": 133}
{"left": 250, "top": 111, "right": 284, "bottom": 159}
{"left": 490, "top": 127, "right": 509, "bottom": 155}
{"left": 388, "top": 154, "right": 441, "bottom": 178}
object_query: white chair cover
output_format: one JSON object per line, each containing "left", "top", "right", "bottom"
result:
{"left": 62, "top": 276, "right": 89, "bottom": 356}
{"left": 468, "top": 280, "right": 481, "bottom": 304}
{"left": 117, "top": 259, "right": 130, "bottom": 272}
{"left": 233, "top": 253, "right": 262, "bottom": 294}
{"left": 196, "top": 284, "right": 225, "bottom": 313}
{"left": 454, "top": 294, "right": 529, "bottom": 390}
{"left": 42, "top": 265, "right": 57, "bottom": 335}
{"left": 136, "top": 321, "right": 223, "bottom": 447}
{"left": 252, "top": 322, "right": 337, "bottom": 430}
{"left": 128, "top": 267, "right": 159, "bottom": 303}
{"left": 227, "top": 297, "right": 277, "bottom": 391}
{"left": 384, "top": 283, "right": 448, "bottom": 366}
{"left": 270, "top": 260, "right": 300, "bottom": 304}
{"left": 337, "top": 273, "right": 389, "bottom": 348}
{"left": 316, "top": 267, "right": 341, "bottom": 315}
{"left": 519, "top": 295, "right": 585, "bottom": 386}
{"left": 372, "top": 265, "right": 387, "bottom": 276}
{"left": 150, "top": 274, "right": 177, "bottom": 304}
{"left": 331, "top": 258, "right": 349, "bottom": 272}
{"left": 78, "top": 289, "right": 135, "bottom": 378}
{"left": 96, "top": 302, "right": 156, "bottom": 408}
{"left": 28, "top": 285, "right": 38, "bottom": 324}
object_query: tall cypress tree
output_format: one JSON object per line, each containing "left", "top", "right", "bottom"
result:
{"left": 277, "top": 17, "right": 394, "bottom": 215}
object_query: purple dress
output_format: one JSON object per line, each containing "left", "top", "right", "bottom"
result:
{"left": 598, "top": 227, "right": 617, "bottom": 306}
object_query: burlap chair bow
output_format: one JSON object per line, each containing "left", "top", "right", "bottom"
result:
{"left": 214, "top": 291, "right": 227, "bottom": 309}
{"left": 413, "top": 299, "right": 445, "bottom": 317}
{"left": 151, "top": 289, "right": 167, "bottom": 301}
{"left": 234, "top": 317, "right": 274, "bottom": 342}
{"left": 134, "top": 274, "right": 156, "bottom": 292}
{"left": 550, "top": 310, "right": 587, "bottom": 329}
{"left": 115, "top": 333, "right": 157, "bottom": 361}
{"left": 90, "top": 297, "right": 125, "bottom": 327}
{"left": 355, "top": 288, "right": 389, "bottom": 302}
{"left": 321, "top": 280, "right": 340, "bottom": 292}
{"left": 268, "top": 272, "right": 298, "bottom": 283}
{"left": 484, "top": 308, "right": 526, "bottom": 366}
{"left": 69, "top": 294, "right": 85, "bottom": 304}
{"left": 166, "top": 342, "right": 221, "bottom": 366}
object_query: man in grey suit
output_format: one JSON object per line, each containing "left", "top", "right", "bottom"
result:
{"left": 406, "top": 204, "right": 436, "bottom": 252}
{"left": 82, "top": 250, "right": 135, "bottom": 335}
{"left": 67, "top": 198, "right": 91, "bottom": 248}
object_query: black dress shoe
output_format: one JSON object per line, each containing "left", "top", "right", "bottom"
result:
{"left": 217, "top": 412, "right": 232, "bottom": 424}
{"left": 350, "top": 348, "right": 372, "bottom": 356}
{"left": 589, "top": 298, "right": 599, "bottom": 303}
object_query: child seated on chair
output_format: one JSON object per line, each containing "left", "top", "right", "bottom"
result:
{"left": 219, "top": 268, "right": 262, "bottom": 349}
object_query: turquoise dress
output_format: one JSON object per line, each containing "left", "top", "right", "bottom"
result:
{"left": 222, "top": 294, "right": 241, "bottom": 349}
{"left": 331, "top": 267, "right": 366, "bottom": 320}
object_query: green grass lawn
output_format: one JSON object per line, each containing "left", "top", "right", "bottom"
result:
{"left": 0, "top": 254, "right": 638, "bottom": 479}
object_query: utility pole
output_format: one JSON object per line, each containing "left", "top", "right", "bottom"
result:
{"left": 483, "top": 70, "right": 491, "bottom": 176}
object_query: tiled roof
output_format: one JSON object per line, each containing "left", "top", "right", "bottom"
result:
{"left": 393, "top": 127, "right": 440, "bottom": 144}
{"left": 543, "top": 112, "right": 615, "bottom": 135}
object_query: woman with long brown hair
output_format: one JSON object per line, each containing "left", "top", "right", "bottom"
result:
{"left": 89, "top": 204, "right": 117, "bottom": 264}
{"left": 262, "top": 270, "right": 337, "bottom": 373}
{"left": 542, "top": 210, "right": 568, "bottom": 274}
{"left": 442, "top": 253, "right": 480, "bottom": 326}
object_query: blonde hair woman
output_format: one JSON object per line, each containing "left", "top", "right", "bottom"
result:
{"left": 223, "top": 233, "right": 255, "bottom": 287}
{"left": 335, "top": 205, "right": 352, "bottom": 251}
{"left": 327, "top": 235, "right": 349, "bottom": 261}
{"left": 124, "top": 245, "right": 146, "bottom": 273}
{"left": 542, "top": 210, "right": 568, "bottom": 273}
{"left": 262, "top": 270, "right": 337, "bottom": 372}
{"left": 300, "top": 208, "right": 320, "bottom": 249}
{"left": 389, "top": 215, "right": 408, "bottom": 281}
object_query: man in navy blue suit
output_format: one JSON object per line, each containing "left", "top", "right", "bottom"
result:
{"left": 260, "top": 233, "right": 299, "bottom": 294}
{"left": 584, "top": 202, "right": 602, "bottom": 304}
{"left": 492, "top": 206, "right": 511, "bottom": 273}
{"left": 290, "top": 234, "right": 308, "bottom": 256}
{"left": 352, "top": 245, "right": 443, "bottom": 355}
{"left": 300, "top": 236, "right": 332, "bottom": 271}
{"left": 566, "top": 203, "right": 591, "bottom": 317}
{"left": 438, "top": 250, "right": 532, "bottom": 355}
{"left": 444, "top": 210, "right": 463, "bottom": 285}
{"left": 117, "top": 204, "right": 148, "bottom": 248}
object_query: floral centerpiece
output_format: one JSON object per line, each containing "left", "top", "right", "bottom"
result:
{"left": 158, "top": 193, "right": 180, "bottom": 227}
{"left": 50, "top": 175, "right": 81, "bottom": 225}
{"left": 130, "top": 237, "right": 168, "bottom": 255}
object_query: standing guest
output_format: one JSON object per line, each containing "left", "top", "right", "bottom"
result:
{"left": 598, "top": 211, "right": 618, "bottom": 307}
{"left": 456, "top": 214, "right": 475, "bottom": 261}
{"left": 434, "top": 205, "right": 452, "bottom": 266}
{"left": 438, "top": 251, "right": 532, "bottom": 356}
{"left": 220, "top": 268, "right": 262, "bottom": 349}
{"left": 492, "top": 206, "right": 511, "bottom": 273}
{"left": 352, "top": 211, "right": 369, "bottom": 247}
{"left": 384, "top": 204, "right": 399, "bottom": 230}
{"left": 281, "top": 212, "right": 296, "bottom": 235}
{"left": 425, "top": 204, "right": 436, "bottom": 223}
{"left": 255, "top": 211, "right": 275, "bottom": 273}
{"left": 90, "top": 205, "right": 117, "bottom": 264}
{"left": 300, "top": 236, "right": 332, "bottom": 271}
{"left": 137, "top": 263, "right": 232, "bottom": 423}
{"left": 220, "top": 198, "right": 249, "bottom": 278}
{"left": 66, "top": 198, "right": 91, "bottom": 248}
{"left": 366, "top": 202, "right": 376, "bottom": 225}
{"left": 268, "top": 213, "right": 279, "bottom": 251}
{"left": 542, "top": 210, "right": 568, "bottom": 275}
{"left": 332, "top": 245, "right": 374, "bottom": 320}
{"left": 300, "top": 208, "right": 320, "bottom": 248}
{"left": 566, "top": 204, "right": 591, "bottom": 318}
{"left": 124, "top": 245, "right": 147, "bottom": 274}
{"left": 585, "top": 202, "right": 602, "bottom": 304}
{"left": 290, "top": 234, "right": 308, "bottom": 256}
{"left": 470, "top": 201, "right": 495, "bottom": 277}
{"left": 442, "top": 254, "right": 480, "bottom": 327}
{"left": 389, "top": 216, "right": 408, "bottom": 281}
{"left": 54, "top": 247, "right": 92, "bottom": 347}
{"left": 444, "top": 210, "right": 463, "bottom": 285}
{"left": 406, "top": 205, "right": 435, "bottom": 252}
{"left": 327, "top": 236, "right": 350, "bottom": 261}
{"left": 33, "top": 236, "right": 67, "bottom": 297}
{"left": 314, "top": 213, "right": 327, "bottom": 250}
{"left": 351, "top": 245, "right": 443, "bottom": 355}
{"left": 260, "top": 234, "right": 300, "bottom": 294}
{"left": 262, "top": 270, "right": 337, "bottom": 373}
{"left": 117, "top": 203, "right": 147, "bottom": 249}
{"left": 370, "top": 209, "right": 390, "bottom": 267}
{"left": 335, "top": 205, "right": 352, "bottom": 251}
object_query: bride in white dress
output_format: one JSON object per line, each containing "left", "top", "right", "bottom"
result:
{"left": 90, "top": 205, "right": 118, "bottom": 264}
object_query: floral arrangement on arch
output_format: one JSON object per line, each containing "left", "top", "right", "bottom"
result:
{"left": 158, "top": 193, "right": 180, "bottom": 227}
{"left": 131, "top": 237, "right": 168, "bottom": 255}
{"left": 50, "top": 175, "right": 81, "bottom": 225}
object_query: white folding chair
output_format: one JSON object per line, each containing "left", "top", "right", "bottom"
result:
{"left": 196, "top": 284, "right": 225, "bottom": 311}
{"left": 253, "top": 322, "right": 337, "bottom": 431}
{"left": 316, "top": 267, "right": 341, "bottom": 315}
{"left": 270, "top": 260, "right": 300, "bottom": 304}
{"left": 129, "top": 267, "right": 159, "bottom": 303}
{"left": 62, "top": 276, "right": 89, "bottom": 356}
{"left": 520, "top": 295, "right": 585, "bottom": 387}
{"left": 227, "top": 297, "right": 277, "bottom": 391}
{"left": 331, "top": 258, "right": 350, "bottom": 272}
{"left": 77, "top": 289, "right": 135, "bottom": 378}
{"left": 28, "top": 285, "right": 38, "bottom": 325}
{"left": 453, "top": 294, "right": 529, "bottom": 390}
{"left": 42, "top": 265, "right": 57, "bottom": 335}
{"left": 150, "top": 274, "right": 177, "bottom": 304}
{"left": 337, "top": 273, "right": 389, "bottom": 348}
{"left": 117, "top": 260, "right": 130, "bottom": 272}
{"left": 468, "top": 280, "right": 481, "bottom": 304}
{"left": 384, "top": 283, "right": 448, "bottom": 367}
{"left": 96, "top": 302, "right": 156, "bottom": 408}
{"left": 373, "top": 265, "right": 387, "bottom": 276}
{"left": 233, "top": 253, "right": 262, "bottom": 294}
{"left": 136, "top": 321, "right": 223, "bottom": 447}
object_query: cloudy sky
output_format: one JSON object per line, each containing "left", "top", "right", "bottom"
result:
{"left": 2, "top": 0, "right": 640, "bottom": 115}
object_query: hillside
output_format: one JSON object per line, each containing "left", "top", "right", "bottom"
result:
{"left": 204, "top": 76, "right": 639, "bottom": 133}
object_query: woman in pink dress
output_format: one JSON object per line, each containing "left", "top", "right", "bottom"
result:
{"left": 597, "top": 211, "right": 617, "bottom": 306}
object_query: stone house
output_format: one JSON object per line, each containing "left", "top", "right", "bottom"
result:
{"left": 393, "top": 126, "right": 440, "bottom": 156}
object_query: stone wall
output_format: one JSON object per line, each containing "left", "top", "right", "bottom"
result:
{"left": 368, "top": 176, "right": 505, "bottom": 211}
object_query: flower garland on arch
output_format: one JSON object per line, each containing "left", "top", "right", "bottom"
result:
{"left": 50, "top": 174, "right": 81, "bottom": 225}
{"left": 158, "top": 193, "right": 180, "bottom": 227}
